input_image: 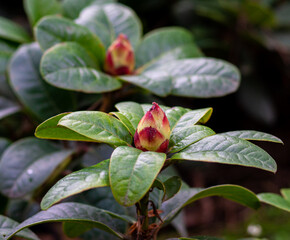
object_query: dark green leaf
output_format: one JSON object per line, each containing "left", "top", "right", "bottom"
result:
{"left": 0, "top": 97, "right": 20, "bottom": 120}
{"left": 0, "top": 17, "right": 30, "bottom": 43}
{"left": 121, "top": 58, "right": 240, "bottom": 98}
{"left": 75, "top": 3, "right": 142, "bottom": 49}
{"left": 62, "top": 0, "right": 116, "bottom": 19}
{"left": 9, "top": 42, "right": 75, "bottom": 121}
{"left": 110, "top": 146, "right": 166, "bottom": 206}
{"left": 163, "top": 176, "right": 182, "bottom": 201}
{"left": 41, "top": 160, "right": 110, "bottom": 210}
{"left": 169, "top": 125, "right": 215, "bottom": 153}
{"left": 0, "top": 215, "right": 39, "bottom": 240}
{"left": 35, "top": 113, "right": 99, "bottom": 142}
{"left": 35, "top": 16, "right": 105, "bottom": 64}
{"left": 24, "top": 0, "right": 61, "bottom": 27}
{"left": 40, "top": 42, "right": 121, "bottom": 93}
{"left": 172, "top": 134, "right": 277, "bottom": 173}
{"left": 0, "top": 138, "right": 74, "bottom": 198}
{"left": 58, "top": 111, "right": 132, "bottom": 146}
{"left": 5, "top": 202, "right": 125, "bottom": 239}
{"left": 258, "top": 191, "right": 290, "bottom": 213}
{"left": 136, "top": 27, "right": 203, "bottom": 71}
{"left": 161, "top": 185, "right": 260, "bottom": 223}
{"left": 110, "top": 112, "right": 136, "bottom": 136}
{"left": 282, "top": 188, "right": 290, "bottom": 201}
{"left": 221, "top": 130, "right": 283, "bottom": 144}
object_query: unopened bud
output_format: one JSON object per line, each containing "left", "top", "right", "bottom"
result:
{"left": 104, "top": 34, "right": 135, "bottom": 76}
{"left": 134, "top": 103, "right": 170, "bottom": 153}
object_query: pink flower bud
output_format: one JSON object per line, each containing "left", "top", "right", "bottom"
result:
{"left": 134, "top": 102, "right": 170, "bottom": 153}
{"left": 104, "top": 34, "right": 135, "bottom": 76}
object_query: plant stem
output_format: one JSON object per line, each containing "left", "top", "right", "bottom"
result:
{"left": 136, "top": 192, "right": 150, "bottom": 240}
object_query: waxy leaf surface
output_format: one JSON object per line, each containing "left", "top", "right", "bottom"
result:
{"left": 110, "top": 146, "right": 166, "bottom": 206}
{"left": 58, "top": 111, "right": 132, "bottom": 146}
{"left": 5, "top": 202, "right": 124, "bottom": 239}
{"left": 9, "top": 43, "right": 74, "bottom": 121}
{"left": 0, "top": 215, "right": 39, "bottom": 240}
{"left": 221, "top": 130, "right": 283, "bottom": 143}
{"left": 76, "top": 3, "right": 142, "bottom": 49}
{"left": 0, "top": 138, "right": 74, "bottom": 198}
{"left": 172, "top": 134, "right": 277, "bottom": 173}
{"left": 36, "top": 16, "right": 105, "bottom": 63}
{"left": 136, "top": 27, "right": 202, "bottom": 70}
{"left": 258, "top": 190, "right": 290, "bottom": 212}
{"left": 41, "top": 160, "right": 110, "bottom": 210}
{"left": 161, "top": 185, "right": 260, "bottom": 223}
{"left": 41, "top": 42, "right": 121, "bottom": 93}
{"left": 121, "top": 58, "right": 240, "bottom": 98}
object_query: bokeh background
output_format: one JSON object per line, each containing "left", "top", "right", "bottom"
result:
{"left": 0, "top": 0, "right": 289, "bottom": 239}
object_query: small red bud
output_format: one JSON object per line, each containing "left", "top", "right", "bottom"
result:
{"left": 104, "top": 34, "right": 135, "bottom": 76}
{"left": 134, "top": 103, "right": 170, "bottom": 153}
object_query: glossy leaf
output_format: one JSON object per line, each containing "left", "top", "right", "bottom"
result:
{"left": 0, "top": 215, "right": 39, "bottom": 240}
{"left": 221, "top": 130, "right": 283, "bottom": 144}
{"left": 0, "top": 138, "right": 10, "bottom": 158}
{"left": 35, "top": 113, "right": 99, "bottom": 142}
{"left": 9, "top": 42, "right": 74, "bottom": 121}
{"left": 0, "top": 17, "right": 30, "bottom": 43}
{"left": 41, "top": 160, "right": 110, "bottom": 210}
{"left": 5, "top": 202, "right": 125, "bottom": 239}
{"left": 40, "top": 42, "right": 121, "bottom": 93}
{"left": 0, "top": 138, "right": 74, "bottom": 198}
{"left": 62, "top": 0, "right": 116, "bottom": 19}
{"left": 121, "top": 58, "right": 240, "bottom": 98}
{"left": 258, "top": 190, "right": 290, "bottom": 213}
{"left": 282, "top": 188, "right": 290, "bottom": 201}
{"left": 110, "top": 112, "right": 136, "bottom": 136}
{"left": 75, "top": 3, "right": 142, "bottom": 49}
{"left": 170, "top": 125, "right": 215, "bottom": 153}
{"left": 24, "top": 0, "right": 61, "bottom": 27}
{"left": 161, "top": 185, "right": 260, "bottom": 223}
{"left": 136, "top": 27, "right": 203, "bottom": 70}
{"left": 110, "top": 146, "right": 166, "bottom": 206}
{"left": 58, "top": 111, "right": 132, "bottom": 146}
{"left": 35, "top": 16, "right": 105, "bottom": 63}
{"left": 172, "top": 134, "right": 277, "bottom": 173}
{"left": 0, "top": 97, "right": 20, "bottom": 120}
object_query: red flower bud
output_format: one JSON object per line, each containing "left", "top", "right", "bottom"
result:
{"left": 134, "top": 102, "right": 170, "bottom": 153}
{"left": 104, "top": 34, "right": 135, "bottom": 76}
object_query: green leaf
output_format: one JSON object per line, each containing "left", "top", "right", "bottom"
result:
{"left": 0, "top": 137, "right": 74, "bottom": 198}
{"left": 75, "top": 3, "right": 142, "bottom": 49}
{"left": 0, "top": 40, "right": 16, "bottom": 73}
{"left": 179, "top": 237, "right": 224, "bottom": 240}
{"left": 0, "top": 97, "right": 20, "bottom": 120}
{"left": 0, "top": 138, "right": 10, "bottom": 158}
{"left": 4, "top": 202, "right": 125, "bottom": 239}
{"left": 62, "top": 0, "right": 117, "bottom": 19}
{"left": 114, "top": 102, "right": 145, "bottom": 130}
{"left": 163, "top": 176, "right": 182, "bottom": 201}
{"left": 110, "top": 146, "right": 166, "bottom": 206}
{"left": 58, "top": 111, "right": 132, "bottom": 147}
{"left": 169, "top": 125, "right": 215, "bottom": 153}
{"left": 282, "top": 188, "right": 290, "bottom": 201}
{"left": 24, "top": 0, "right": 61, "bottom": 27}
{"left": 41, "top": 159, "right": 110, "bottom": 210}
{"left": 172, "top": 134, "right": 277, "bottom": 173}
{"left": 40, "top": 42, "right": 121, "bottom": 93}
{"left": 136, "top": 27, "right": 203, "bottom": 71}
{"left": 0, "top": 17, "right": 30, "bottom": 43}
{"left": 220, "top": 130, "right": 283, "bottom": 144}
{"left": 9, "top": 42, "right": 74, "bottom": 121}
{"left": 0, "top": 215, "right": 39, "bottom": 240}
{"left": 35, "top": 16, "right": 105, "bottom": 64}
{"left": 161, "top": 185, "right": 260, "bottom": 223}
{"left": 110, "top": 112, "right": 136, "bottom": 136}
{"left": 258, "top": 191, "right": 290, "bottom": 213}
{"left": 35, "top": 113, "right": 99, "bottom": 142}
{"left": 121, "top": 58, "right": 241, "bottom": 98}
